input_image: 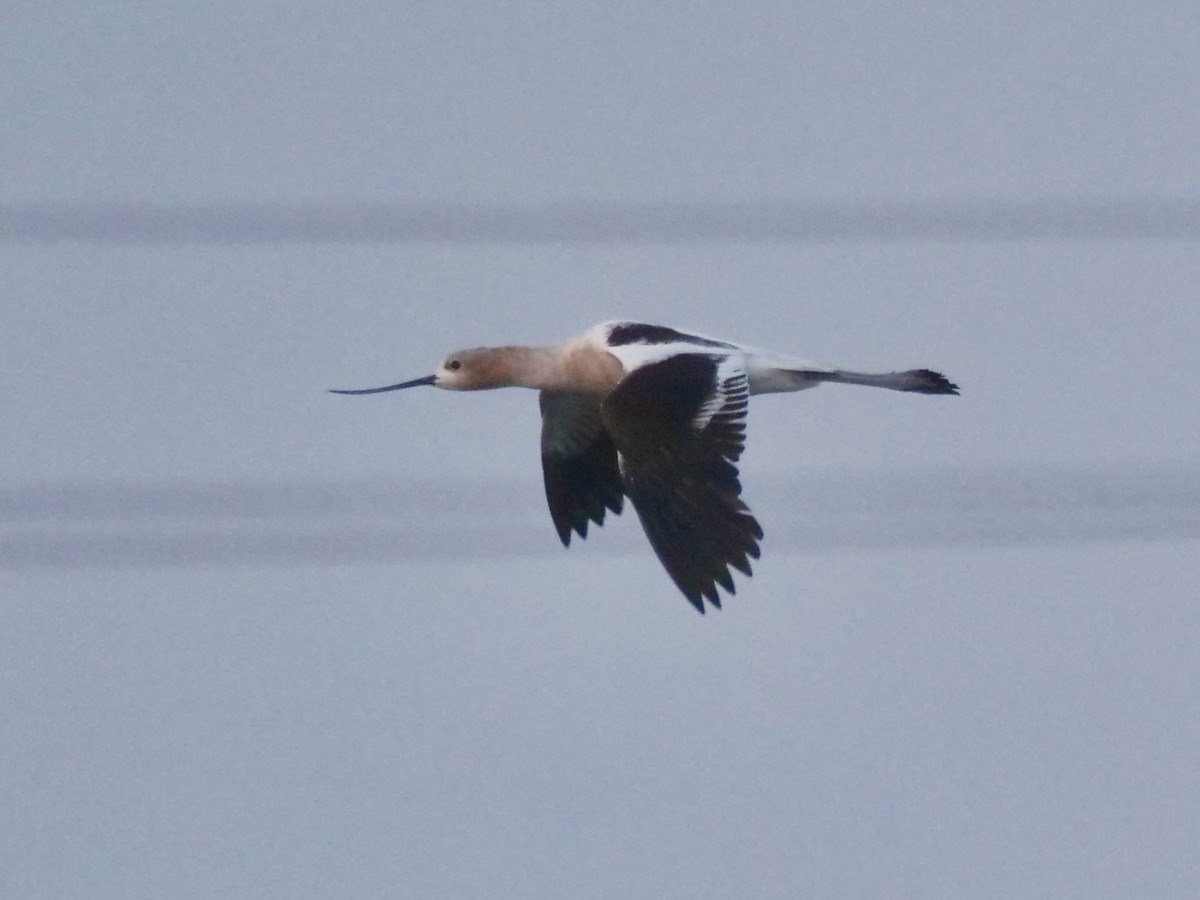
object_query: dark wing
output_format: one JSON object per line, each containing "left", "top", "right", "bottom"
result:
{"left": 601, "top": 353, "right": 762, "bottom": 613}
{"left": 539, "top": 391, "right": 625, "bottom": 545}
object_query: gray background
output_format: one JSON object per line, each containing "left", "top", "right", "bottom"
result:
{"left": 3, "top": 3, "right": 1199, "bottom": 897}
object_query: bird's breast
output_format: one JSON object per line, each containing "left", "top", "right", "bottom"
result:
{"left": 560, "top": 346, "right": 626, "bottom": 395}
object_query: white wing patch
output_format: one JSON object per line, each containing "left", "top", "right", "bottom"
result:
{"left": 603, "top": 339, "right": 702, "bottom": 374}
{"left": 691, "top": 354, "right": 747, "bottom": 434}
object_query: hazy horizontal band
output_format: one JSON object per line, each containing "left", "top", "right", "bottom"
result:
{"left": 5, "top": 198, "right": 1200, "bottom": 244}
{"left": 2, "top": 464, "right": 1196, "bottom": 569}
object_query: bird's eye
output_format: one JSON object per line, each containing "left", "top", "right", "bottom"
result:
{"left": 446, "top": 359, "right": 462, "bottom": 371}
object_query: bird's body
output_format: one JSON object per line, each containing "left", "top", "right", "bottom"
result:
{"left": 333, "top": 320, "right": 958, "bottom": 612}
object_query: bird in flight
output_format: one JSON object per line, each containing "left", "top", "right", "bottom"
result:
{"left": 332, "top": 321, "right": 958, "bottom": 612}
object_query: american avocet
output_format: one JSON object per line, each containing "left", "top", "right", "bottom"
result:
{"left": 333, "top": 321, "right": 958, "bottom": 612}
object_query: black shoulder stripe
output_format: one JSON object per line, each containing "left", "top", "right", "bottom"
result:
{"left": 607, "top": 322, "right": 735, "bottom": 349}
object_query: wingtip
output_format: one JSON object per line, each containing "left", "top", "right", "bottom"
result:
{"left": 914, "top": 369, "right": 960, "bottom": 395}
{"left": 729, "top": 556, "right": 755, "bottom": 577}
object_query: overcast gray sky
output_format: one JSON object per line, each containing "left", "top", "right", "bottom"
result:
{"left": 3, "top": 3, "right": 1199, "bottom": 898}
